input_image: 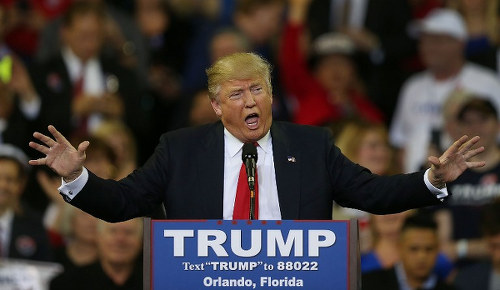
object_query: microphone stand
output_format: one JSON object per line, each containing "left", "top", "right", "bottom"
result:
{"left": 249, "top": 188, "right": 255, "bottom": 220}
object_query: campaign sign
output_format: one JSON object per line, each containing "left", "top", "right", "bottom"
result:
{"left": 147, "top": 220, "right": 357, "bottom": 290}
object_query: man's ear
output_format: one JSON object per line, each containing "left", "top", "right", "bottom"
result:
{"left": 210, "top": 98, "right": 222, "bottom": 117}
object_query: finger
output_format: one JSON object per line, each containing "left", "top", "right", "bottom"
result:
{"left": 449, "top": 135, "right": 469, "bottom": 153}
{"left": 466, "top": 161, "right": 486, "bottom": 169}
{"left": 32, "top": 132, "right": 56, "bottom": 147}
{"left": 428, "top": 156, "right": 441, "bottom": 168}
{"left": 458, "top": 136, "right": 481, "bottom": 155}
{"left": 77, "top": 141, "right": 90, "bottom": 155}
{"left": 440, "top": 135, "right": 469, "bottom": 159}
{"left": 462, "top": 146, "right": 485, "bottom": 160}
{"left": 48, "top": 125, "right": 70, "bottom": 145}
{"left": 28, "top": 157, "right": 47, "bottom": 166}
{"left": 29, "top": 141, "right": 50, "bottom": 155}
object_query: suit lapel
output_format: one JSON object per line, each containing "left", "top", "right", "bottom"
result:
{"left": 196, "top": 122, "right": 225, "bottom": 219}
{"left": 271, "top": 123, "right": 301, "bottom": 219}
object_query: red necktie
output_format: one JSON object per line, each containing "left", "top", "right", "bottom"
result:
{"left": 72, "top": 72, "right": 88, "bottom": 135}
{"left": 233, "top": 157, "right": 259, "bottom": 220}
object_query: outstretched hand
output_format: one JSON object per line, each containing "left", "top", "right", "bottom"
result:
{"left": 428, "top": 135, "right": 485, "bottom": 188}
{"left": 29, "top": 125, "right": 89, "bottom": 182}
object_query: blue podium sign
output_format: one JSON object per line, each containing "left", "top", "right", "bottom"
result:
{"left": 144, "top": 220, "right": 359, "bottom": 290}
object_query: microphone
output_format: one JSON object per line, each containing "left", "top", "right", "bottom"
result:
{"left": 242, "top": 143, "right": 258, "bottom": 219}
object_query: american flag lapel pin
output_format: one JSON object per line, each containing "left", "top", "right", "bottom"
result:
{"left": 287, "top": 156, "right": 296, "bottom": 163}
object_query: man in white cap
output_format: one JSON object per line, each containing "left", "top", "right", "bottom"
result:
{"left": 390, "top": 8, "right": 500, "bottom": 173}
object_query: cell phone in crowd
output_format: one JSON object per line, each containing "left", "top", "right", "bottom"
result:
{"left": 0, "top": 54, "right": 12, "bottom": 84}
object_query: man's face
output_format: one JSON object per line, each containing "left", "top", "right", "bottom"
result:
{"left": 62, "top": 14, "right": 104, "bottom": 62}
{"left": 236, "top": 3, "right": 284, "bottom": 44}
{"left": 211, "top": 78, "right": 273, "bottom": 142}
{"left": 399, "top": 228, "right": 439, "bottom": 281}
{"left": 0, "top": 159, "right": 23, "bottom": 211}
{"left": 314, "top": 54, "right": 355, "bottom": 93}
{"left": 488, "top": 233, "right": 500, "bottom": 272}
{"left": 419, "top": 33, "right": 463, "bottom": 73}
{"left": 458, "top": 110, "right": 499, "bottom": 149}
{"left": 98, "top": 219, "right": 142, "bottom": 267}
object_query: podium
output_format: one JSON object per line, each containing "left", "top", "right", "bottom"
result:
{"left": 143, "top": 219, "right": 360, "bottom": 290}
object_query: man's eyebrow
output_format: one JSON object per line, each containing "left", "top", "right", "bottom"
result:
{"left": 226, "top": 87, "right": 244, "bottom": 95}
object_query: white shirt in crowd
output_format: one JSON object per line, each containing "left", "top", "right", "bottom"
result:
{"left": 390, "top": 62, "right": 500, "bottom": 173}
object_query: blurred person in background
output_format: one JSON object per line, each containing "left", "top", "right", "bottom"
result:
{"left": 135, "top": 0, "right": 194, "bottom": 138}
{"left": 31, "top": 1, "right": 151, "bottom": 163}
{"left": 280, "top": 0, "right": 383, "bottom": 126}
{"left": 454, "top": 200, "right": 500, "bottom": 290}
{"left": 36, "top": 0, "right": 148, "bottom": 78}
{"left": 362, "top": 210, "right": 454, "bottom": 281}
{"left": 187, "top": 89, "right": 219, "bottom": 127}
{"left": 363, "top": 213, "right": 455, "bottom": 290}
{"left": 332, "top": 120, "right": 394, "bottom": 252}
{"left": 390, "top": 8, "right": 500, "bottom": 173}
{"left": 0, "top": 0, "right": 73, "bottom": 60}
{"left": 53, "top": 206, "right": 99, "bottom": 272}
{"left": 447, "top": 0, "right": 499, "bottom": 72}
{"left": 305, "top": 0, "right": 418, "bottom": 122}
{"left": 434, "top": 97, "right": 500, "bottom": 263}
{"left": 0, "top": 144, "right": 52, "bottom": 261}
{"left": 0, "top": 5, "right": 42, "bottom": 157}
{"left": 93, "top": 120, "right": 137, "bottom": 180}
{"left": 50, "top": 218, "right": 143, "bottom": 290}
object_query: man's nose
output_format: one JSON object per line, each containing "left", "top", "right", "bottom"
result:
{"left": 244, "top": 90, "right": 256, "bottom": 107}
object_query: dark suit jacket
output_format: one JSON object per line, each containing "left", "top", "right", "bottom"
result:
{"left": 453, "top": 262, "right": 491, "bottom": 290}
{"left": 70, "top": 121, "right": 441, "bottom": 222}
{"left": 362, "top": 267, "right": 455, "bottom": 290}
{"left": 31, "top": 53, "right": 153, "bottom": 162}
{"left": 8, "top": 213, "right": 52, "bottom": 262}
{"left": 50, "top": 260, "right": 142, "bottom": 290}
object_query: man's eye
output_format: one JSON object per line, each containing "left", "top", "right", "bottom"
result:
{"left": 252, "top": 87, "right": 263, "bottom": 93}
{"left": 230, "top": 92, "right": 242, "bottom": 98}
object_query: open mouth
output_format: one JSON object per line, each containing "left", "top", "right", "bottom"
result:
{"left": 245, "top": 113, "right": 259, "bottom": 129}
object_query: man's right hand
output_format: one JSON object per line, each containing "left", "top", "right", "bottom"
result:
{"left": 29, "top": 125, "right": 89, "bottom": 182}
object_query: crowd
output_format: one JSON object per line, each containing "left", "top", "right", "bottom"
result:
{"left": 1, "top": 0, "right": 500, "bottom": 289}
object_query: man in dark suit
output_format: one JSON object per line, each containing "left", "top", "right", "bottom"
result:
{"left": 362, "top": 214, "right": 455, "bottom": 290}
{"left": 31, "top": 2, "right": 151, "bottom": 162}
{"left": 0, "top": 144, "right": 52, "bottom": 261}
{"left": 28, "top": 52, "right": 484, "bottom": 222}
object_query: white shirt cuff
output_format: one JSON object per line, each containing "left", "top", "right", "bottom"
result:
{"left": 19, "top": 95, "right": 41, "bottom": 120}
{"left": 424, "top": 168, "right": 448, "bottom": 201}
{"left": 58, "top": 167, "right": 89, "bottom": 202}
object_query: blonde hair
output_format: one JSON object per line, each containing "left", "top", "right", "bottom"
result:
{"left": 93, "top": 120, "right": 137, "bottom": 163}
{"left": 335, "top": 121, "right": 389, "bottom": 161}
{"left": 442, "top": 89, "right": 473, "bottom": 123}
{"left": 206, "top": 52, "right": 273, "bottom": 100}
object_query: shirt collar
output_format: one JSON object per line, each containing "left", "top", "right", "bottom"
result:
{"left": 395, "top": 263, "right": 438, "bottom": 290}
{"left": 224, "top": 128, "right": 271, "bottom": 158}
{"left": 61, "top": 46, "right": 99, "bottom": 83}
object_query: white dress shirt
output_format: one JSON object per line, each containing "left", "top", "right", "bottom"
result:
{"left": 59, "top": 127, "right": 448, "bottom": 218}
{"left": 62, "top": 47, "right": 106, "bottom": 133}
{"left": 222, "top": 128, "right": 281, "bottom": 220}
{"left": 0, "top": 209, "right": 14, "bottom": 257}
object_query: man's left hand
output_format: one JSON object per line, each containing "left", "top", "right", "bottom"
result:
{"left": 428, "top": 135, "right": 485, "bottom": 188}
